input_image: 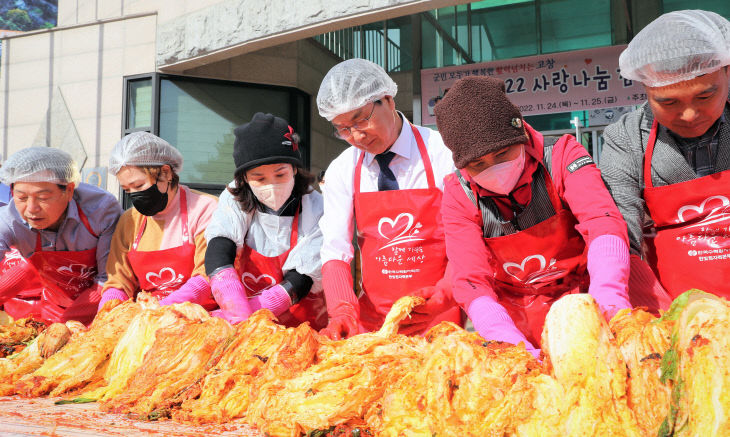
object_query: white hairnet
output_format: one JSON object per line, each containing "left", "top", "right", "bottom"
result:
{"left": 620, "top": 9, "right": 730, "bottom": 87}
{"left": 0, "top": 147, "right": 80, "bottom": 185}
{"left": 108, "top": 132, "right": 183, "bottom": 175}
{"left": 316, "top": 58, "right": 398, "bottom": 121}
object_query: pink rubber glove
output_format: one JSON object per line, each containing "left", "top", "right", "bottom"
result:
{"left": 211, "top": 295, "right": 268, "bottom": 324}
{"left": 249, "top": 295, "right": 262, "bottom": 312}
{"left": 587, "top": 234, "right": 631, "bottom": 320}
{"left": 159, "top": 275, "right": 212, "bottom": 306}
{"left": 468, "top": 295, "right": 540, "bottom": 359}
{"left": 319, "top": 260, "right": 361, "bottom": 340}
{"left": 209, "top": 267, "right": 253, "bottom": 324}
{"left": 211, "top": 309, "right": 244, "bottom": 324}
{"left": 254, "top": 283, "right": 292, "bottom": 317}
{"left": 97, "top": 287, "right": 129, "bottom": 311}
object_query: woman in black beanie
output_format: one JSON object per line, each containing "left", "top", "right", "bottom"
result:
{"left": 204, "top": 112, "right": 327, "bottom": 328}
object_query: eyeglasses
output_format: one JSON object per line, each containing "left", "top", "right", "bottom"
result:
{"left": 332, "top": 100, "right": 380, "bottom": 139}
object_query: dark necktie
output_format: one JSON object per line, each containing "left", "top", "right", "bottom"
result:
{"left": 375, "top": 151, "right": 399, "bottom": 191}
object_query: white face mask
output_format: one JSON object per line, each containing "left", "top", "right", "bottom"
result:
{"left": 250, "top": 178, "right": 295, "bottom": 211}
{"left": 472, "top": 145, "right": 526, "bottom": 195}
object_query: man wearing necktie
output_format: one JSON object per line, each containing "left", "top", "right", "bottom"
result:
{"left": 317, "top": 58, "right": 462, "bottom": 339}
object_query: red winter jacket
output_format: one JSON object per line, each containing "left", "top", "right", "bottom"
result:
{"left": 440, "top": 122, "right": 628, "bottom": 309}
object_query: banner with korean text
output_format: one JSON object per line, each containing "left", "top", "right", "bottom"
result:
{"left": 420, "top": 45, "right": 646, "bottom": 125}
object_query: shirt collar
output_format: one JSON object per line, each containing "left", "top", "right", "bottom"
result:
{"left": 664, "top": 110, "right": 726, "bottom": 147}
{"left": 363, "top": 112, "right": 412, "bottom": 166}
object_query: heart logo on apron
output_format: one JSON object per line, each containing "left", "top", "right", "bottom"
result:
{"left": 677, "top": 195, "right": 730, "bottom": 226}
{"left": 145, "top": 267, "right": 185, "bottom": 290}
{"left": 377, "top": 213, "right": 424, "bottom": 250}
{"left": 57, "top": 263, "right": 97, "bottom": 280}
{"left": 503, "top": 254, "right": 560, "bottom": 284}
{"left": 241, "top": 272, "right": 276, "bottom": 294}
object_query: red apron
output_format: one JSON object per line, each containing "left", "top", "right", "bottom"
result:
{"left": 481, "top": 166, "right": 588, "bottom": 346}
{"left": 643, "top": 119, "right": 730, "bottom": 299}
{"left": 19, "top": 203, "right": 101, "bottom": 325}
{"left": 127, "top": 188, "right": 217, "bottom": 310}
{"left": 354, "top": 124, "right": 461, "bottom": 335}
{"left": 0, "top": 247, "right": 44, "bottom": 320}
{"left": 234, "top": 208, "right": 328, "bottom": 330}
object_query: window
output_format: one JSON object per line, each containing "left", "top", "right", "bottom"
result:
{"left": 539, "top": 0, "right": 612, "bottom": 53}
{"left": 421, "top": 0, "right": 613, "bottom": 69}
{"left": 122, "top": 74, "right": 310, "bottom": 201}
{"left": 126, "top": 78, "right": 152, "bottom": 130}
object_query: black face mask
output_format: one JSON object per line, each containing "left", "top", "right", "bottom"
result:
{"left": 129, "top": 183, "right": 168, "bottom": 216}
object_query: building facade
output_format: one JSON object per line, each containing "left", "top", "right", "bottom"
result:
{"left": 2, "top": 0, "right": 729, "bottom": 197}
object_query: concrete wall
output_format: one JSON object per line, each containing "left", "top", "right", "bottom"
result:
{"left": 12, "top": 0, "right": 430, "bottom": 195}
{"left": 1, "top": 14, "right": 156, "bottom": 196}
{"left": 156, "top": 0, "right": 468, "bottom": 71}
{"left": 58, "top": 0, "right": 158, "bottom": 26}
{"left": 58, "top": 0, "right": 467, "bottom": 72}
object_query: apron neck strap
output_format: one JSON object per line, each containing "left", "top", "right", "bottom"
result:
{"left": 540, "top": 163, "right": 564, "bottom": 213}
{"left": 643, "top": 119, "right": 660, "bottom": 190}
{"left": 76, "top": 202, "right": 98, "bottom": 238}
{"left": 132, "top": 187, "right": 188, "bottom": 250}
{"left": 34, "top": 200, "right": 97, "bottom": 252}
{"left": 410, "top": 124, "right": 436, "bottom": 189}
{"left": 289, "top": 206, "right": 300, "bottom": 248}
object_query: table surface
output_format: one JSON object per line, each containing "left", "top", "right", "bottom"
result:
{"left": 0, "top": 397, "right": 264, "bottom": 436}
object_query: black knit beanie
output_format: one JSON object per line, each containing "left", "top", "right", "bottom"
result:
{"left": 233, "top": 113, "right": 302, "bottom": 173}
{"left": 434, "top": 76, "right": 528, "bottom": 169}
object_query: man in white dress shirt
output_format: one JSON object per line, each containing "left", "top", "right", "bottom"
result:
{"left": 317, "top": 58, "right": 462, "bottom": 339}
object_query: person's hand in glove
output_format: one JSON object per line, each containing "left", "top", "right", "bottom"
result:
{"left": 209, "top": 267, "right": 252, "bottom": 324}
{"left": 319, "top": 260, "right": 360, "bottom": 340}
{"left": 320, "top": 301, "right": 360, "bottom": 340}
{"left": 587, "top": 234, "right": 631, "bottom": 321}
{"left": 254, "top": 283, "right": 293, "bottom": 317}
{"left": 159, "top": 276, "right": 212, "bottom": 306}
{"left": 404, "top": 263, "right": 457, "bottom": 325}
{"left": 469, "top": 295, "right": 540, "bottom": 359}
{"left": 407, "top": 286, "right": 455, "bottom": 325}
{"left": 97, "top": 287, "right": 129, "bottom": 311}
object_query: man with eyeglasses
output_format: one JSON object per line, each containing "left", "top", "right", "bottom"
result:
{"left": 0, "top": 147, "right": 121, "bottom": 325}
{"left": 316, "top": 58, "right": 461, "bottom": 339}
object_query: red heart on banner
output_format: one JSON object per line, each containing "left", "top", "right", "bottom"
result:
{"left": 584, "top": 58, "right": 593, "bottom": 64}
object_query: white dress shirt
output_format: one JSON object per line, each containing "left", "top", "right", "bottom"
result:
{"left": 319, "top": 113, "right": 455, "bottom": 265}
